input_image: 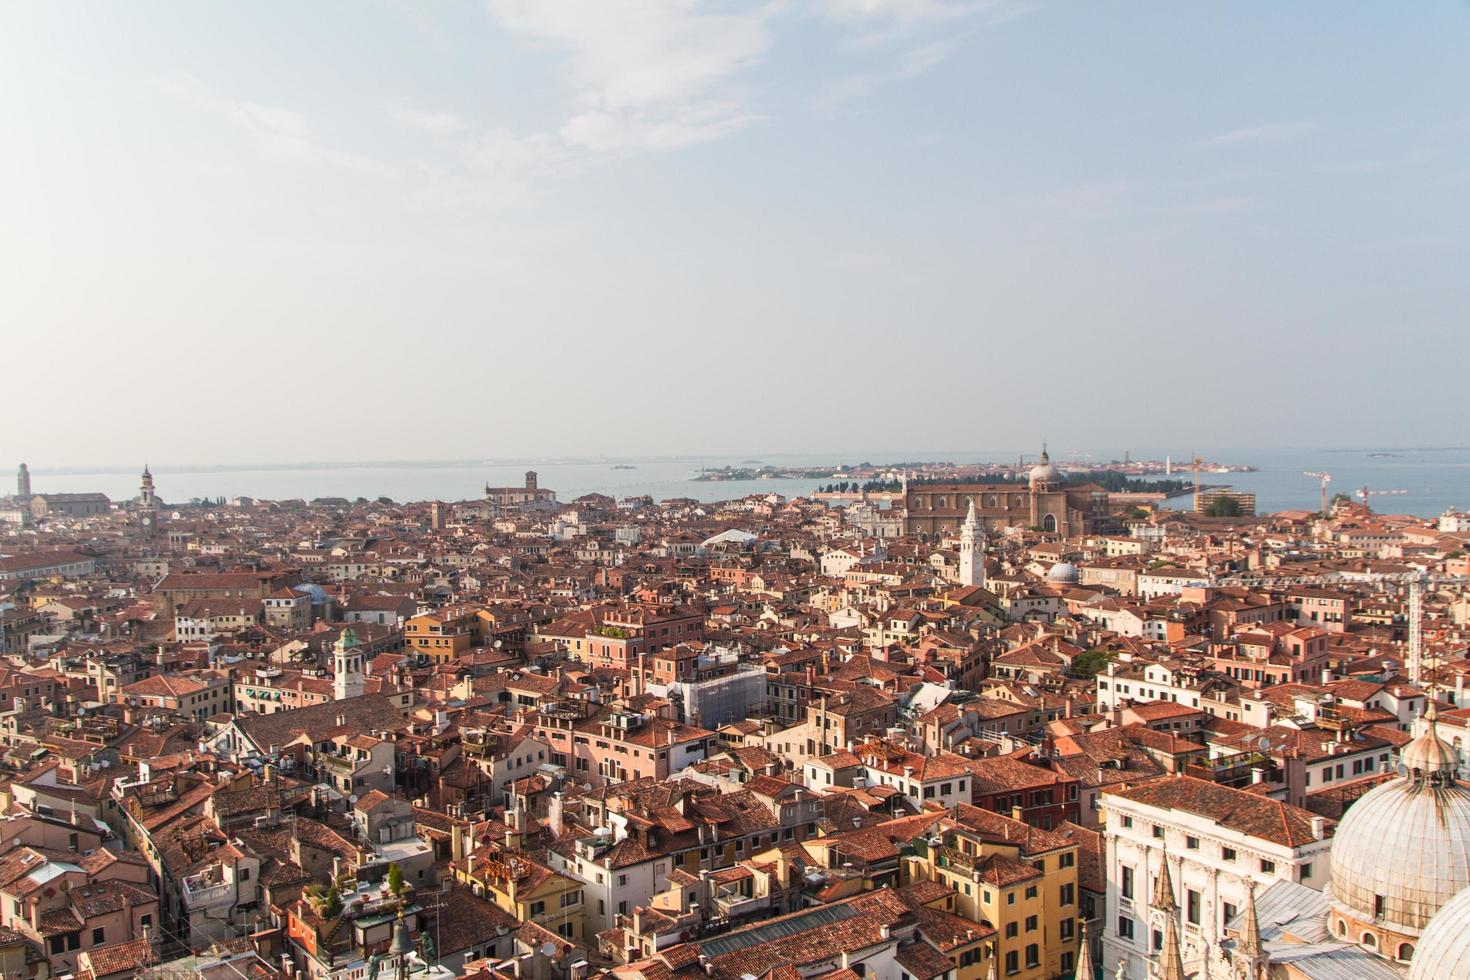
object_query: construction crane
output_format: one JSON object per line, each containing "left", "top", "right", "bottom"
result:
{"left": 1358, "top": 486, "right": 1409, "bottom": 510}
{"left": 1304, "top": 471, "right": 1332, "bottom": 515}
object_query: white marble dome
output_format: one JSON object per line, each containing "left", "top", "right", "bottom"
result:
{"left": 1047, "top": 561, "right": 1079, "bottom": 583}
{"left": 1410, "top": 884, "right": 1470, "bottom": 979}
{"left": 1028, "top": 450, "right": 1061, "bottom": 486}
{"left": 1330, "top": 714, "right": 1470, "bottom": 937}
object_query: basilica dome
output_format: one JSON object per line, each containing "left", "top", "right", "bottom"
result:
{"left": 1046, "top": 562, "right": 1079, "bottom": 583}
{"left": 1028, "top": 449, "right": 1061, "bottom": 487}
{"left": 1409, "top": 884, "right": 1470, "bottom": 979}
{"left": 1329, "top": 707, "right": 1470, "bottom": 945}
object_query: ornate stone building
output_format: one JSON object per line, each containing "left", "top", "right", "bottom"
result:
{"left": 902, "top": 448, "right": 1107, "bottom": 540}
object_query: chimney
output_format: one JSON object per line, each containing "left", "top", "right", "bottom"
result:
{"left": 1011, "top": 805, "right": 1024, "bottom": 822}
{"left": 1321, "top": 668, "right": 1332, "bottom": 685}
{"left": 1311, "top": 816, "right": 1326, "bottom": 840}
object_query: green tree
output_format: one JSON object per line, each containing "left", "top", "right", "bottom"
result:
{"left": 1072, "top": 648, "right": 1115, "bottom": 678}
{"left": 1203, "top": 495, "right": 1242, "bottom": 517}
{"left": 387, "top": 862, "right": 405, "bottom": 898}
{"left": 321, "top": 884, "right": 343, "bottom": 919}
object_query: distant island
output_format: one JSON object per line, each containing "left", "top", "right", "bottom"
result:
{"left": 694, "top": 456, "right": 1251, "bottom": 489}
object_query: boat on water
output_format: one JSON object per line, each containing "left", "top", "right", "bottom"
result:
{"left": 611, "top": 464, "right": 637, "bottom": 470}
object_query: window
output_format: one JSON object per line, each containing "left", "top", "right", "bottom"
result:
{"left": 1260, "top": 859, "right": 1276, "bottom": 874}
{"left": 92, "top": 927, "right": 105, "bottom": 945}
{"left": 1005, "top": 923, "right": 1018, "bottom": 939}
{"left": 1398, "top": 943, "right": 1414, "bottom": 961}
{"left": 530, "top": 901, "right": 545, "bottom": 916}
{"left": 1187, "top": 889, "right": 1201, "bottom": 926}
{"left": 959, "top": 949, "right": 981, "bottom": 967}
{"left": 618, "top": 874, "right": 628, "bottom": 886}
{"left": 1222, "top": 847, "right": 1237, "bottom": 862}
{"left": 1061, "top": 952, "right": 1074, "bottom": 974}
{"left": 1185, "top": 836, "right": 1199, "bottom": 850}
{"left": 1004, "top": 950, "right": 1019, "bottom": 975}
{"left": 1121, "top": 815, "right": 1133, "bottom": 829}
{"left": 1152, "top": 826, "right": 1165, "bottom": 839}
{"left": 1302, "top": 863, "right": 1314, "bottom": 879}
{"left": 1025, "top": 944, "right": 1039, "bottom": 968}
{"left": 1061, "top": 917, "right": 1074, "bottom": 941}
{"left": 141, "top": 914, "right": 153, "bottom": 931}
{"left": 1374, "top": 895, "right": 1387, "bottom": 919}
{"left": 1118, "top": 916, "right": 1135, "bottom": 939}
{"left": 1059, "top": 852, "right": 1075, "bottom": 868}
{"left": 1121, "top": 866, "right": 1135, "bottom": 900}
{"left": 1007, "top": 891, "right": 1016, "bottom": 906}
{"left": 1025, "top": 885, "right": 1037, "bottom": 900}
{"left": 1025, "top": 915, "right": 1037, "bottom": 932}
{"left": 1060, "top": 883, "right": 1075, "bottom": 906}
{"left": 1152, "top": 928, "right": 1163, "bottom": 952}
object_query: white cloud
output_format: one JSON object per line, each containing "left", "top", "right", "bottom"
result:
{"left": 814, "top": 34, "right": 965, "bottom": 112}
{"left": 157, "top": 74, "right": 397, "bottom": 179}
{"left": 388, "top": 98, "right": 475, "bottom": 135}
{"left": 487, "top": 0, "right": 776, "bottom": 153}
{"left": 1198, "top": 121, "right": 1315, "bottom": 147}
{"left": 812, "top": 0, "right": 1031, "bottom": 112}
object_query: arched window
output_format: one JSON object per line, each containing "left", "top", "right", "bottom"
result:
{"left": 988, "top": 495, "right": 998, "bottom": 507}
{"left": 1043, "top": 514, "right": 1058, "bottom": 533}
{"left": 1363, "top": 933, "right": 1377, "bottom": 949}
{"left": 1398, "top": 943, "right": 1414, "bottom": 961}
{"left": 1335, "top": 919, "right": 1346, "bottom": 937}
{"left": 937, "top": 496, "right": 947, "bottom": 509}
{"left": 1013, "top": 495, "right": 1023, "bottom": 507}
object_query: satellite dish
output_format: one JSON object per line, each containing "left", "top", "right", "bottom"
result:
{"left": 349, "top": 794, "right": 359, "bottom": 805}
{"left": 539, "top": 943, "right": 558, "bottom": 958}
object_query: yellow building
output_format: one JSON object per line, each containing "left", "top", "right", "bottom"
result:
{"left": 454, "top": 851, "right": 585, "bottom": 942}
{"left": 900, "top": 803, "right": 1081, "bottom": 980}
{"left": 404, "top": 606, "right": 476, "bottom": 662}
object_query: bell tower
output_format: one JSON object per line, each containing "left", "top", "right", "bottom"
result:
{"left": 16, "top": 463, "right": 30, "bottom": 500}
{"left": 139, "top": 464, "right": 157, "bottom": 509}
{"left": 959, "top": 499, "right": 985, "bottom": 587}
{"left": 334, "top": 627, "right": 365, "bottom": 700}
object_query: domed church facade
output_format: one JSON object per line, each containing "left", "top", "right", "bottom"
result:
{"left": 1196, "top": 705, "right": 1470, "bottom": 979}
{"left": 901, "top": 446, "right": 1109, "bottom": 540}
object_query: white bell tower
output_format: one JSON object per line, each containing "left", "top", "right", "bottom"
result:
{"left": 959, "top": 499, "right": 985, "bottom": 587}
{"left": 334, "top": 627, "right": 365, "bottom": 700}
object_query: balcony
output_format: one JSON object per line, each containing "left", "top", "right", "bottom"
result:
{"left": 181, "top": 872, "right": 234, "bottom": 910}
{"left": 713, "top": 892, "right": 765, "bottom": 919}
{"left": 321, "top": 753, "right": 360, "bottom": 775}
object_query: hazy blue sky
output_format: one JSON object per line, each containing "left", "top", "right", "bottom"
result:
{"left": 3, "top": 2, "right": 1467, "bottom": 466}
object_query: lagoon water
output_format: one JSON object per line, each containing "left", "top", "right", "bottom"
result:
{"left": 22, "top": 447, "right": 1470, "bottom": 519}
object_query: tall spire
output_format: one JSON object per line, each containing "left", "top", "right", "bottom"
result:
{"left": 1153, "top": 913, "right": 1186, "bottom": 980}
{"left": 1152, "top": 851, "right": 1177, "bottom": 913}
{"left": 959, "top": 497, "right": 985, "bottom": 588}
{"left": 1238, "top": 880, "right": 1262, "bottom": 962}
{"left": 1075, "top": 919, "right": 1094, "bottom": 980}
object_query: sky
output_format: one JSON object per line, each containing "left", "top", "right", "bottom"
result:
{"left": 3, "top": 1, "right": 1468, "bottom": 467}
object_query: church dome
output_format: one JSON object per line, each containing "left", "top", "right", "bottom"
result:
{"left": 1409, "top": 884, "right": 1470, "bottom": 979}
{"left": 1028, "top": 449, "right": 1061, "bottom": 487}
{"left": 1047, "top": 562, "right": 1079, "bottom": 583}
{"left": 1330, "top": 711, "right": 1470, "bottom": 939}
